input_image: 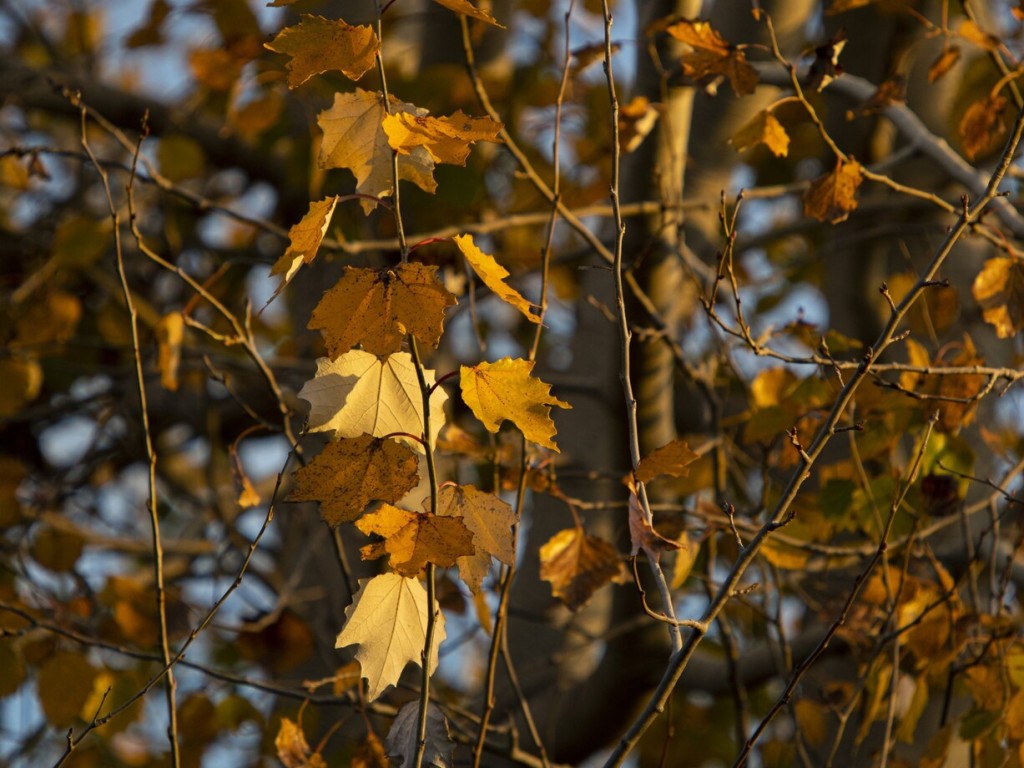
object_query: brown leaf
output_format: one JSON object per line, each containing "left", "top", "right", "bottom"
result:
{"left": 960, "top": 95, "right": 1008, "bottom": 161}
{"left": 0, "top": 357, "right": 42, "bottom": 417}
{"left": 436, "top": 485, "right": 516, "bottom": 592}
{"left": 803, "top": 158, "right": 863, "bottom": 223}
{"left": 308, "top": 263, "right": 457, "bottom": 357}
{"left": 431, "top": 0, "right": 505, "bottom": 28}
{"left": 275, "top": 717, "right": 326, "bottom": 768}
{"left": 352, "top": 731, "right": 389, "bottom": 768}
{"left": 851, "top": 75, "right": 906, "bottom": 117}
{"left": 635, "top": 439, "right": 700, "bottom": 483}
{"left": 539, "top": 527, "right": 626, "bottom": 610}
{"left": 357, "top": 504, "right": 476, "bottom": 577}
{"left": 806, "top": 30, "right": 847, "bottom": 91}
{"left": 928, "top": 46, "right": 961, "bottom": 83}
{"left": 265, "top": 16, "right": 378, "bottom": 88}
{"left": 383, "top": 110, "right": 503, "bottom": 165}
{"left": 288, "top": 436, "right": 420, "bottom": 526}
{"left": 730, "top": 109, "right": 790, "bottom": 157}
{"left": 618, "top": 96, "right": 660, "bottom": 153}
{"left": 972, "top": 257, "right": 1024, "bottom": 338}
{"left": 627, "top": 488, "right": 681, "bottom": 563}
{"left": 667, "top": 19, "right": 758, "bottom": 96}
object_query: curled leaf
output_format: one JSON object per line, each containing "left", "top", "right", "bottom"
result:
{"left": 539, "top": 528, "right": 626, "bottom": 610}
{"left": 454, "top": 234, "right": 541, "bottom": 322}
{"left": 803, "top": 158, "right": 863, "bottom": 223}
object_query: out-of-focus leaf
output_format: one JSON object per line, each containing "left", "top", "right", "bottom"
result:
{"left": 972, "top": 257, "right": 1024, "bottom": 338}
{"left": 803, "top": 158, "right": 863, "bottom": 223}
{"left": 539, "top": 527, "right": 626, "bottom": 610}
{"left": 385, "top": 701, "right": 454, "bottom": 767}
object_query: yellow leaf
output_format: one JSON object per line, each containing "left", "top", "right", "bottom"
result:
{"left": 156, "top": 312, "right": 184, "bottom": 391}
{"left": 265, "top": 15, "right": 379, "bottom": 88}
{"left": 731, "top": 109, "right": 789, "bottom": 157}
{"left": 960, "top": 95, "right": 1008, "bottom": 161}
{"left": 0, "top": 357, "right": 42, "bottom": 417}
{"left": 383, "top": 110, "right": 502, "bottom": 165}
{"left": 760, "top": 538, "right": 810, "bottom": 569}
{"left": 431, "top": 0, "right": 505, "bottom": 28}
{"left": 13, "top": 290, "right": 82, "bottom": 348}
{"left": 356, "top": 504, "right": 475, "bottom": 577}
{"left": 635, "top": 439, "right": 699, "bottom": 483}
{"left": 671, "top": 533, "right": 699, "bottom": 589}
{"left": 972, "top": 257, "right": 1024, "bottom": 339}
{"left": 957, "top": 19, "right": 999, "bottom": 51}
{"left": 288, "top": 436, "right": 420, "bottom": 526}
{"left": 308, "top": 263, "right": 456, "bottom": 357}
{"left": 751, "top": 367, "right": 799, "bottom": 408}
{"left": 298, "top": 351, "right": 448, "bottom": 452}
{"left": 459, "top": 358, "right": 570, "bottom": 451}
{"left": 540, "top": 528, "right": 626, "bottom": 610}
{"left": 454, "top": 234, "right": 541, "bottom": 322}
{"left": 318, "top": 89, "right": 436, "bottom": 213}
{"left": 666, "top": 19, "right": 758, "bottom": 96}
{"left": 436, "top": 485, "right": 516, "bottom": 593}
{"left": 237, "top": 475, "right": 260, "bottom": 509}
{"left": 618, "top": 96, "right": 660, "bottom": 153}
{"left": 269, "top": 197, "right": 339, "bottom": 296}
{"left": 36, "top": 651, "right": 98, "bottom": 726}
{"left": 803, "top": 158, "right": 863, "bottom": 223}
{"left": 794, "top": 699, "right": 829, "bottom": 746}
{"left": 335, "top": 572, "right": 446, "bottom": 701}
{"left": 275, "top": 717, "right": 326, "bottom": 768}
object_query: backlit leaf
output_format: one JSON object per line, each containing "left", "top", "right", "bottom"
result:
{"left": 454, "top": 234, "right": 541, "bottom": 323}
{"left": 972, "top": 257, "right": 1024, "bottom": 338}
{"left": 960, "top": 95, "right": 1007, "bottom": 161}
{"left": 730, "top": 109, "right": 789, "bottom": 157}
{"left": 308, "top": 263, "right": 456, "bottom": 357}
{"left": 352, "top": 731, "right": 389, "bottom": 768}
{"left": 265, "top": 16, "right": 378, "bottom": 88}
{"left": 460, "top": 358, "right": 570, "bottom": 451}
{"left": 803, "top": 158, "right": 863, "bottom": 223}
{"left": 383, "top": 110, "right": 502, "bottom": 165}
{"left": 269, "top": 197, "right": 339, "bottom": 296}
{"left": 299, "top": 351, "right": 448, "bottom": 451}
{"left": 431, "top": 0, "right": 504, "bottom": 28}
{"left": 156, "top": 312, "right": 184, "bottom": 391}
{"left": 666, "top": 19, "right": 758, "bottom": 96}
{"left": 928, "top": 46, "right": 961, "bottom": 83}
{"left": 670, "top": 533, "right": 699, "bottom": 589}
{"left": 386, "top": 701, "right": 454, "bottom": 768}
{"left": 356, "top": 504, "right": 475, "bottom": 577}
{"left": 539, "top": 527, "right": 626, "bottom": 610}
{"left": 436, "top": 484, "right": 516, "bottom": 593}
{"left": 335, "top": 573, "right": 446, "bottom": 701}
{"left": 275, "top": 717, "right": 326, "bottom": 768}
{"left": 635, "top": 439, "right": 699, "bottom": 483}
{"left": 318, "top": 89, "right": 436, "bottom": 213}
{"left": 288, "top": 436, "right": 420, "bottom": 525}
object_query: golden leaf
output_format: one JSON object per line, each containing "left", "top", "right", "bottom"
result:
{"left": 318, "top": 89, "right": 436, "bottom": 213}
{"left": 460, "top": 358, "right": 571, "bottom": 451}
{"left": 454, "top": 234, "right": 541, "bottom": 323}
{"left": 36, "top": 651, "right": 98, "bottom": 727}
{"left": 156, "top": 312, "right": 184, "bottom": 391}
{"left": 356, "top": 504, "right": 475, "bottom": 577}
{"left": 265, "top": 16, "right": 378, "bottom": 88}
{"left": 670, "top": 533, "right": 699, "bottom": 589}
{"left": 431, "top": 0, "right": 505, "bottom": 28}
{"left": 436, "top": 484, "right": 516, "bottom": 592}
{"left": 760, "top": 538, "right": 810, "bottom": 569}
{"left": 960, "top": 95, "right": 1008, "bottom": 161}
{"left": 794, "top": 700, "right": 829, "bottom": 746}
{"left": 288, "top": 436, "right": 420, "bottom": 526}
{"left": 0, "top": 357, "right": 42, "bottom": 417}
{"left": 382, "top": 110, "right": 503, "bottom": 165}
{"left": 269, "top": 197, "right": 339, "bottom": 296}
{"left": 928, "top": 46, "right": 961, "bottom": 83}
{"left": 730, "top": 109, "right": 790, "bottom": 157}
{"left": 335, "top": 573, "right": 445, "bottom": 701}
{"left": 275, "top": 718, "right": 326, "bottom": 768}
{"left": 957, "top": 19, "right": 999, "bottom": 51}
{"left": 618, "top": 96, "right": 660, "bottom": 153}
{"left": 666, "top": 19, "right": 758, "bottom": 96}
{"left": 539, "top": 527, "right": 626, "bottom": 611}
{"left": 803, "top": 158, "right": 863, "bottom": 223}
{"left": 308, "top": 263, "right": 456, "bottom": 357}
{"left": 352, "top": 732, "right": 389, "bottom": 768}
{"left": 972, "top": 257, "right": 1024, "bottom": 338}
{"left": 635, "top": 439, "right": 700, "bottom": 483}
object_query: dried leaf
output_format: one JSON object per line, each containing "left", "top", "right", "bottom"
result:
{"left": 0, "top": 357, "right": 42, "bottom": 417}
{"left": 454, "top": 234, "right": 540, "bottom": 322}
{"left": 356, "top": 504, "right": 475, "bottom": 577}
{"left": 352, "top": 731, "right": 389, "bottom": 768}
{"left": 288, "top": 436, "right": 420, "bottom": 525}
{"left": 667, "top": 20, "right": 758, "bottom": 96}
{"left": 299, "top": 351, "right": 448, "bottom": 451}
{"left": 275, "top": 718, "right": 326, "bottom": 768}
{"left": 269, "top": 197, "right": 339, "bottom": 296}
{"left": 309, "top": 263, "right": 456, "bottom": 357}
{"left": 960, "top": 95, "right": 1008, "bottom": 161}
{"left": 436, "top": 485, "right": 516, "bottom": 592}
{"left": 318, "top": 89, "right": 436, "bottom": 213}
{"left": 627, "top": 488, "right": 680, "bottom": 563}
{"left": 460, "top": 358, "right": 570, "bottom": 451}
{"left": 972, "top": 257, "right": 1024, "bottom": 338}
{"left": 928, "top": 46, "right": 961, "bottom": 83}
{"left": 431, "top": 0, "right": 504, "bottom": 28}
{"left": 635, "top": 439, "right": 699, "bottom": 483}
{"left": 618, "top": 96, "right": 660, "bottom": 153}
{"left": 335, "top": 573, "right": 445, "bottom": 701}
{"left": 806, "top": 31, "right": 847, "bottom": 91}
{"left": 539, "top": 527, "right": 626, "bottom": 610}
{"left": 730, "top": 109, "right": 790, "bottom": 157}
{"left": 156, "top": 312, "right": 184, "bottom": 391}
{"left": 386, "top": 701, "right": 454, "bottom": 768}
{"left": 803, "top": 158, "right": 863, "bottom": 223}
{"left": 383, "top": 110, "right": 503, "bottom": 165}
{"left": 265, "top": 16, "right": 378, "bottom": 88}
{"left": 851, "top": 76, "right": 906, "bottom": 117}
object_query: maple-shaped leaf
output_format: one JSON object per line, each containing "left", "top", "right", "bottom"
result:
{"left": 460, "top": 358, "right": 570, "bottom": 451}
{"left": 298, "top": 351, "right": 448, "bottom": 451}
{"left": 730, "top": 109, "right": 789, "bottom": 157}
{"left": 318, "top": 89, "right": 436, "bottom": 213}
{"left": 803, "top": 158, "right": 863, "bottom": 223}
{"left": 539, "top": 527, "right": 627, "bottom": 611}
{"left": 336, "top": 573, "right": 446, "bottom": 701}
{"left": 635, "top": 439, "right": 699, "bottom": 483}
{"left": 386, "top": 701, "right": 454, "bottom": 768}
{"left": 431, "top": 0, "right": 504, "bottom": 28}
{"left": 960, "top": 95, "right": 1008, "bottom": 161}
{"left": 288, "top": 436, "right": 420, "bottom": 526}
{"left": 265, "top": 16, "right": 379, "bottom": 88}
{"left": 269, "top": 197, "right": 338, "bottom": 297}
{"left": 666, "top": 19, "right": 758, "bottom": 96}
{"left": 454, "top": 234, "right": 541, "bottom": 323}
{"left": 275, "top": 718, "right": 326, "bottom": 768}
{"left": 436, "top": 484, "right": 516, "bottom": 593}
{"left": 627, "top": 487, "right": 681, "bottom": 564}
{"left": 356, "top": 504, "right": 475, "bottom": 577}
{"left": 382, "top": 110, "right": 502, "bottom": 166}
{"left": 972, "top": 257, "right": 1024, "bottom": 339}
{"left": 308, "top": 263, "right": 457, "bottom": 357}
